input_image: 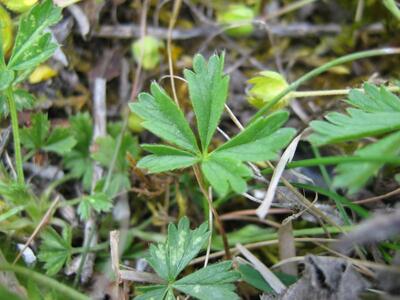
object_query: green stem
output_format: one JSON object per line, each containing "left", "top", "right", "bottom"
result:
{"left": 0, "top": 263, "right": 89, "bottom": 300}
{"left": 311, "top": 145, "right": 332, "bottom": 188}
{"left": 250, "top": 48, "right": 400, "bottom": 122}
{"left": 6, "top": 88, "right": 24, "bottom": 184}
{"left": 71, "top": 241, "right": 109, "bottom": 254}
{"left": 261, "top": 155, "right": 400, "bottom": 174}
{"left": 290, "top": 85, "right": 400, "bottom": 98}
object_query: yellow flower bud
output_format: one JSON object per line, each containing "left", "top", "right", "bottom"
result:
{"left": 247, "top": 71, "right": 290, "bottom": 110}
{"left": 131, "top": 36, "right": 164, "bottom": 70}
{"left": 0, "top": 0, "right": 38, "bottom": 13}
{"left": 217, "top": 4, "right": 255, "bottom": 37}
{"left": 0, "top": 4, "right": 13, "bottom": 55}
{"left": 128, "top": 112, "right": 144, "bottom": 133}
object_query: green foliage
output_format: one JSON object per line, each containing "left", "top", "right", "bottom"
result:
{"left": 138, "top": 145, "right": 200, "bottom": 173}
{"left": 130, "top": 83, "right": 199, "bottom": 153}
{"left": 130, "top": 53, "right": 295, "bottom": 196}
{"left": 63, "top": 113, "right": 94, "bottom": 190}
{"left": 309, "top": 83, "right": 400, "bottom": 193}
{"left": 309, "top": 84, "right": 400, "bottom": 145}
{"left": 20, "top": 113, "right": 76, "bottom": 155}
{"left": 184, "top": 54, "right": 229, "bottom": 152}
{"left": 238, "top": 264, "right": 297, "bottom": 293}
{"left": 136, "top": 217, "right": 240, "bottom": 300}
{"left": 37, "top": 227, "right": 72, "bottom": 276}
{"left": 383, "top": 0, "right": 400, "bottom": 20}
{"left": 77, "top": 192, "right": 112, "bottom": 220}
{"left": 333, "top": 131, "right": 400, "bottom": 194}
{"left": 92, "top": 123, "right": 140, "bottom": 196}
{"left": 7, "top": 0, "right": 61, "bottom": 71}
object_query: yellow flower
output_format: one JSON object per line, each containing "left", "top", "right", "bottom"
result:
{"left": 247, "top": 71, "right": 290, "bottom": 110}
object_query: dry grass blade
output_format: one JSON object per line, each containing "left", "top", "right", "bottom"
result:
{"left": 119, "top": 270, "right": 164, "bottom": 284}
{"left": 256, "top": 134, "right": 302, "bottom": 219}
{"left": 236, "top": 243, "right": 286, "bottom": 294}
{"left": 13, "top": 196, "right": 61, "bottom": 265}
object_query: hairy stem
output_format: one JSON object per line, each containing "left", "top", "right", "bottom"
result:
{"left": 193, "top": 165, "right": 231, "bottom": 259}
{"left": 6, "top": 88, "right": 24, "bottom": 185}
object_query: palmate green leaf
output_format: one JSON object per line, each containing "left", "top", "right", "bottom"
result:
{"left": 147, "top": 217, "right": 209, "bottom": 281}
{"left": 63, "top": 113, "right": 93, "bottom": 190}
{"left": 37, "top": 226, "right": 72, "bottom": 276}
{"left": 20, "top": 112, "right": 49, "bottom": 150}
{"left": 77, "top": 192, "right": 112, "bottom": 220}
{"left": 137, "top": 144, "right": 199, "bottom": 173}
{"left": 7, "top": 0, "right": 62, "bottom": 71}
{"left": 309, "top": 84, "right": 400, "bottom": 146}
{"left": 130, "top": 82, "right": 199, "bottom": 154}
{"left": 214, "top": 111, "right": 295, "bottom": 162}
{"left": 20, "top": 112, "right": 76, "bottom": 154}
{"left": 347, "top": 83, "right": 400, "bottom": 112}
{"left": 309, "top": 109, "right": 400, "bottom": 146}
{"left": 201, "top": 155, "right": 252, "bottom": 196}
{"left": 43, "top": 128, "right": 77, "bottom": 155}
{"left": 333, "top": 131, "right": 400, "bottom": 194}
{"left": 173, "top": 261, "right": 241, "bottom": 300}
{"left": 92, "top": 131, "right": 139, "bottom": 195}
{"left": 91, "top": 132, "right": 139, "bottom": 172}
{"left": 184, "top": 53, "right": 229, "bottom": 152}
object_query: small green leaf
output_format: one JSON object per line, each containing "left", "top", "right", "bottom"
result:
{"left": 201, "top": 155, "right": 252, "bottom": 196}
{"left": 20, "top": 112, "right": 49, "bottom": 150}
{"left": 20, "top": 112, "right": 76, "bottom": 155}
{"left": 38, "top": 226, "right": 72, "bottom": 276}
{"left": 77, "top": 192, "right": 112, "bottom": 220}
{"left": 238, "top": 264, "right": 297, "bottom": 293}
{"left": 333, "top": 131, "right": 400, "bottom": 194}
{"left": 138, "top": 144, "right": 199, "bottom": 173}
{"left": 135, "top": 285, "right": 169, "bottom": 300}
{"left": 63, "top": 113, "right": 93, "bottom": 190}
{"left": 7, "top": 0, "right": 62, "bottom": 70}
{"left": 92, "top": 131, "right": 139, "bottom": 172}
{"left": 347, "top": 83, "right": 400, "bottom": 112}
{"left": 146, "top": 217, "right": 209, "bottom": 281}
{"left": 214, "top": 111, "right": 295, "bottom": 162}
{"left": 184, "top": 53, "right": 229, "bottom": 151}
{"left": 309, "top": 84, "right": 400, "bottom": 146}
{"left": 130, "top": 82, "right": 199, "bottom": 153}
{"left": 173, "top": 261, "right": 240, "bottom": 300}
{"left": 43, "top": 128, "right": 76, "bottom": 154}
